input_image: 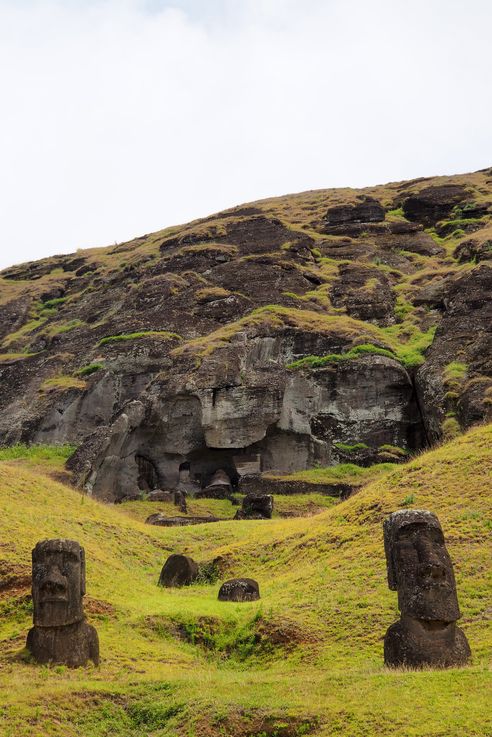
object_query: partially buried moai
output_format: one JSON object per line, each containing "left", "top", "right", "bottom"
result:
{"left": 27, "top": 539, "right": 99, "bottom": 667}
{"left": 383, "top": 510, "right": 471, "bottom": 668}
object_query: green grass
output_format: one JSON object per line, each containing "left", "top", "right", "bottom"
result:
{"left": 287, "top": 344, "right": 397, "bottom": 370}
{"left": 286, "top": 327, "right": 436, "bottom": 372}
{"left": 98, "top": 330, "right": 182, "bottom": 346}
{"left": 333, "top": 442, "right": 369, "bottom": 453}
{"left": 0, "top": 422, "right": 491, "bottom": 736}
{"left": 0, "top": 352, "right": 35, "bottom": 362}
{"left": 40, "top": 375, "right": 87, "bottom": 392}
{"left": 383, "top": 325, "right": 437, "bottom": 369}
{"left": 75, "top": 362, "right": 105, "bottom": 377}
{"left": 0, "top": 443, "right": 76, "bottom": 469}
{"left": 266, "top": 462, "right": 397, "bottom": 486}
{"left": 444, "top": 361, "right": 468, "bottom": 385}
{"left": 41, "top": 297, "right": 68, "bottom": 309}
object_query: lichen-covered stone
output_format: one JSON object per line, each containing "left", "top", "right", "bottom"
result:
{"left": 218, "top": 578, "right": 260, "bottom": 602}
{"left": 235, "top": 494, "right": 273, "bottom": 520}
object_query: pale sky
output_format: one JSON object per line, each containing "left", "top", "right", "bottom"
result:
{"left": 0, "top": 0, "right": 491, "bottom": 270}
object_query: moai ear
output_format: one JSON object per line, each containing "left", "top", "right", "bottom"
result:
{"left": 383, "top": 517, "right": 398, "bottom": 591}
{"left": 80, "top": 546, "right": 86, "bottom": 597}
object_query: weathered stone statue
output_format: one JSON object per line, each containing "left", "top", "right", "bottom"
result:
{"left": 27, "top": 539, "right": 99, "bottom": 667}
{"left": 383, "top": 510, "right": 471, "bottom": 668}
{"left": 158, "top": 554, "right": 198, "bottom": 587}
{"left": 218, "top": 578, "right": 260, "bottom": 602}
{"left": 234, "top": 493, "right": 273, "bottom": 520}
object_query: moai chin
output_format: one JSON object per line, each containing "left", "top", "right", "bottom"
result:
{"left": 27, "top": 539, "right": 99, "bottom": 667}
{"left": 383, "top": 510, "right": 471, "bottom": 668}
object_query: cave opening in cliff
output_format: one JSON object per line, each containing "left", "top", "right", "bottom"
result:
{"left": 177, "top": 447, "right": 261, "bottom": 491}
{"left": 136, "top": 454, "right": 160, "bottom": 491}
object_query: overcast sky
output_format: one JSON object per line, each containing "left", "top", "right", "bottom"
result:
{"left": 0, "top": 0, "right": 491, "bottom": 270}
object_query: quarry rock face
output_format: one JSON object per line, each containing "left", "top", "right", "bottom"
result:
{"left": 27, "top": 539, "right": 99, "bottom": 667}
{"left": 324, "top": 196, "right": 385, "bottom": 225}
{"left": 218, "top": 578, "right": 260, "bottom": 602}
{"left": 402, "top": 184, "right": 471, "bottom": 225}
{"left": 415, "top": 263, "right": 492, "bottom": 442}
{"left": 0, "top": 170, "right": 491, "bottom": 496}
{"left": 68, "top": 331, "right": 424, "bottom": 501}
{"left": 383, "top": 510, "right": 471, "bottom": 668}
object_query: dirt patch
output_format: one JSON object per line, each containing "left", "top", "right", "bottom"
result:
{"left": 190, "top": 708, "right": 319, "bottom": 737}
{"left": 0, "top": 562, "right": 31, "bottom": 599}
{"left": 84, "top": 597, "right": 117, "bottom": 617}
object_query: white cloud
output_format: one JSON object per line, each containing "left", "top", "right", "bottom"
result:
{"left": 0, "top": 0, "right": 491, "bottom": 269}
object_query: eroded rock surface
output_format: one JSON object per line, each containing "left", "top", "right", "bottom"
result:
{"left": 68, "top": 325, "right": 424, "bottom": 501}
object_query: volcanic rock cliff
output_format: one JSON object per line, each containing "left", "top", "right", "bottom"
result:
{"left": 1, "top": 170, "right": 491, "bottom": 500}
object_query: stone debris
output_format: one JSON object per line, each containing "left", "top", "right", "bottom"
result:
{"left": 146, "top": 513, "right": 220, "bottom": 527}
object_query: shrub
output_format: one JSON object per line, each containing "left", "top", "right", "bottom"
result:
{"left": 442, "top": 415, "right": 461, "bottom": 439}
{"left": 402, "top": 493, "right": 416, "bottom": 506}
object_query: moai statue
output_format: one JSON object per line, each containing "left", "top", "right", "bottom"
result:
{"left": 234, "top": 494, "right": 273, "bottom": 520}
{"left": 27, "top": 539, "right": 99, "bottom": 667}
{"left": 218, "top": 578, "right": 260, "bottom": 602}
{"left": 173, "top": 490, "right": 188, "bottom": 514}
{"left": 158, "top": 554, "right": 198, "bottom": 587}
{"left": 383, "top": 510, "right": 471, "bottom": 668}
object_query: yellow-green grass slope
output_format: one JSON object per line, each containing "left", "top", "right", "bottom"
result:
{"left": 0, "top": 426, "right": 491, "bottom": 736}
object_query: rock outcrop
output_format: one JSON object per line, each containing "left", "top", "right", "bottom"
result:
{"left": 1, "top": 169, "right": 491, "bottom": 497}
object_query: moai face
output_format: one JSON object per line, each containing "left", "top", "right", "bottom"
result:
{"left": 32, "top": 539, "right": 86, "bottom": 627}
{"left": 384, "top": 510, "right": 460, "bottom": 621}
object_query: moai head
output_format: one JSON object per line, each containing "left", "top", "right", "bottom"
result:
{"left": 32, "top": 539, "right": 86, "bottom": 627}
{"left": 383, "top": 510, "right": 460, "bottom": 621}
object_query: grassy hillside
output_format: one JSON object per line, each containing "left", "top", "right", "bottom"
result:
{"left": 0, "top": 425, "right": 491, "bottom": 736}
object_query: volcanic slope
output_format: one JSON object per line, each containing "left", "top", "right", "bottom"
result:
{"left": 0, "top": 424, "right": 490, "bottom": 736}
{"left": 0, "top": 169, "right": 491, "bottom": 500}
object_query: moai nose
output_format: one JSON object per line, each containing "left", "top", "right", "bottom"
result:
{"left": 428, "top": 561, "right": 446, "bottom": 579}
{"left": 41, "top": 566, "right": 68, "bottom": 596}
{"left": 418, "top": 537, "right": 446, "bottom": 579}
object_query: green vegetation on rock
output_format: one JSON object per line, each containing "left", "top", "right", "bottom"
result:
{"left": 98, "top": 330, "right": 182, "bottom": 346}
